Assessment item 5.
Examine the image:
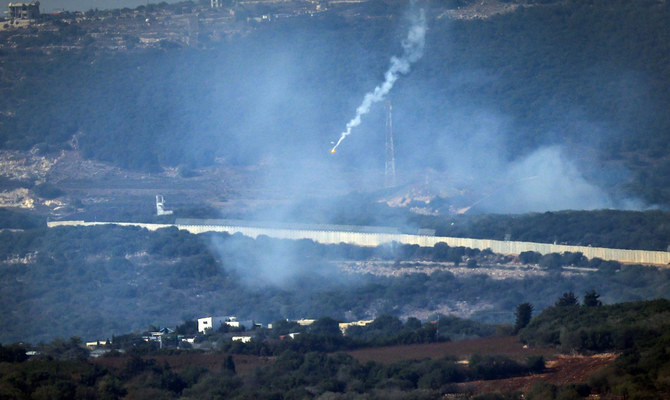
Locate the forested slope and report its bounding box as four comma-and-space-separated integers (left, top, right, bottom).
2, 224, 670, 344
0, 0, 669, 204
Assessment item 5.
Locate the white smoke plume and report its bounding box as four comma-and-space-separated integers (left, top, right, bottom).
331, 4, 426, 153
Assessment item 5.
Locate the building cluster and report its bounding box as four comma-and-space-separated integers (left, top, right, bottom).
83, 314, 375, 357
2, 1, 330, 50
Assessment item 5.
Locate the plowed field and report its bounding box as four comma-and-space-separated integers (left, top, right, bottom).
346, 335, 557, 364
458, 353, 618, 394
346, 335, 617, 394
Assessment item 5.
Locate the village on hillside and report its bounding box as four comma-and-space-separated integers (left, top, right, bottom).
83, 314, 377, 357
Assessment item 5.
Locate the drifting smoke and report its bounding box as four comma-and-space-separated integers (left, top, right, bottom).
331, 3, 426, 153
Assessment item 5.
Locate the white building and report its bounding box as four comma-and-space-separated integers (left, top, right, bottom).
198, 316, 229, 333
8, 1, 40, 19
197, 316, 257, 333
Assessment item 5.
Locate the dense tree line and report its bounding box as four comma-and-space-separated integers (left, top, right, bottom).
0, 208, 44, 229
413, 209, 670, 251
4, 295, 670, 398
2, 224, 670, 344
520, 298, 670, 353
0, 338, 544, 399
61, 195, 670, 252
518, 298, 670, 399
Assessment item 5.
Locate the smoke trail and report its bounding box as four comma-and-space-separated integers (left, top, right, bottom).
331, 4, 426, 153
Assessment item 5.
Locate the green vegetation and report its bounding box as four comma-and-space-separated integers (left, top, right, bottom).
67, 198, 670, 252
519, 298, 670, 399
1, 0, 670, 204
0, 315, 539, 400
520, 298, 670, 353
2, 224, 670, 344
0, 208, 44, 229
513, 303, 533, 334
208, 314, 496, 356
413, 209, 670, 251
0, 340, 544, 399
3, 296, 670, 398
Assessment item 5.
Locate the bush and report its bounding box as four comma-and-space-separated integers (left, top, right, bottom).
33, 182, 64, 199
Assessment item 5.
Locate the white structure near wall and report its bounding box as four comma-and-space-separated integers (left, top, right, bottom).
156, 195, 173, 216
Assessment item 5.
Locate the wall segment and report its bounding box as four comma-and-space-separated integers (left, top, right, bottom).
47, 220, 670, 265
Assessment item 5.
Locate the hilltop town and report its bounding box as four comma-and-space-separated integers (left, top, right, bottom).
0, 0, 525, 51
1, 0, 310, 50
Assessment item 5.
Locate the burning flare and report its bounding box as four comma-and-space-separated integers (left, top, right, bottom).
330, 3, 426, 153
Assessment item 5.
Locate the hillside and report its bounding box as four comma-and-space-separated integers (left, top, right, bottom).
2, 224, 670, 344
6, 298, 670, 398
0, 0, 669, 211
516, 298, 670, 398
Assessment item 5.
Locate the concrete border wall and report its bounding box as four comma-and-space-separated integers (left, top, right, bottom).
47, 220, 670, 265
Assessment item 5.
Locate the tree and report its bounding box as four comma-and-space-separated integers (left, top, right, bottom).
519, 251, 542, 264
309, 317, 342, 336
0, 343, 28, 362
539, 253, 563, 270
33, 182, 64, 199
583, 290, 602, 307
175, 319, 197, 335
222, 355, 236, 374
555, 291, 579, 307
514, 303, 534, 333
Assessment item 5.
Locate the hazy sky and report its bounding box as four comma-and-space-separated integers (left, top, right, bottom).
39, 0, 179, 12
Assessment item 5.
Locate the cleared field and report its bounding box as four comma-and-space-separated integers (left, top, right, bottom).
93, 352, 273, 376
345, 335, 557, 364
346, 336, 617, 394
92, 337, 618, 394
458, 353, 618, 394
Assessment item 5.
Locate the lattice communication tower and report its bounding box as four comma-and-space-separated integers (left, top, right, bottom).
385, 101, 397, 188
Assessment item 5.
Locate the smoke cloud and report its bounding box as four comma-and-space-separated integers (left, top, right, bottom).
490, 146, 615, 213
331, 3, 426, 153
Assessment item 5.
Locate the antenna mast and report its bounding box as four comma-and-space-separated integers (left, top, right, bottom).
385, 100, 397, 188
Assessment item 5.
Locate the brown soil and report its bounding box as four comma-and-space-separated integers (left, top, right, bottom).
457, 353, 618, 394
345, 335, 557, 364
346, 336, 618, 395
92, 337, 617, 394
92, 352, 272, 376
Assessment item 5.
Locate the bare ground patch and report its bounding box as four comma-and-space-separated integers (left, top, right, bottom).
345, 335, 557, 364
456, 353, 618, 394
